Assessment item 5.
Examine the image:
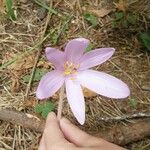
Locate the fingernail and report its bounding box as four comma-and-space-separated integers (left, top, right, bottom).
47, 112, 56, 120
45, 112, 57, 128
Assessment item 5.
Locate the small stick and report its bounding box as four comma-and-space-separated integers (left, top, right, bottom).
97, 112, 150, 122
0, 109, 150, 145
57, 85, 65, 120
141, 85, 150, 92
0, 109, 45, 133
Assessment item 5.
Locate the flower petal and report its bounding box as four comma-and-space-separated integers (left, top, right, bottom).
65, 38, 90, 63
36, 70, 65, 99
45, 47, 65, 70
77, 70, 130, 99
65, 79, 85, 125
79, 48, 115, 70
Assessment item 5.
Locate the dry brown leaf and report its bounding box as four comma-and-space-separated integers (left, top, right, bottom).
8, 52, 36, 71
3, 52, 14, 63
24, 97, 37, 107
114, 0, 129, 12
11, 77, 20, 92
89, 8, 112, 18
82, 87, 97, 98
7, 52, 51, 71
132, 36, 141, 50
37, 60, 52, 69
0, 0, 3, 8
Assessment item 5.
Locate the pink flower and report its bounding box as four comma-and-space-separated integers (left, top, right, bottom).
36, 38, 130, 125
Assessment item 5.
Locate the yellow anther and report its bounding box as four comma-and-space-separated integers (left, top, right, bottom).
64, 70, 72, 75
63, 61, 79, 75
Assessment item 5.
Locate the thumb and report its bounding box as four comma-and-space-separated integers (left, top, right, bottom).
43, 112, 65, 145
60, 118, 103, 147
41, 113, 77, 150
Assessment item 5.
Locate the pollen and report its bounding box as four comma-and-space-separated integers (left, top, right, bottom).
64, 61, 80, 75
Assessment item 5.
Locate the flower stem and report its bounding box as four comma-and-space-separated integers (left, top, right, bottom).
57, 85, 65, 120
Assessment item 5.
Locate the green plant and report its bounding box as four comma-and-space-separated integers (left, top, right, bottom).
112, 11, 138, 28
139, 32, 150, 52
128, 98, 137, 109
35, 101, 55, 118
85, 44, 94, 52
22, 68, 48, 83
5, 0, 17, 21
34, 0, 57, 15
84, 13, 98, 27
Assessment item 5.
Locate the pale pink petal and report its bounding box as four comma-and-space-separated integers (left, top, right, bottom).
65, 38, 90, 63
79, 48, 115, 70
45, 47, 65, 70
65, 79, 85, 125
77, 70, 130, 99
36, 70, 65, 99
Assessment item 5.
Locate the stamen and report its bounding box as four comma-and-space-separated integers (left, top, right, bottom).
63, 61, 79, 75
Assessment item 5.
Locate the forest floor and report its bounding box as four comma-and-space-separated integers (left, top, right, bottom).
0, 0, 150, 149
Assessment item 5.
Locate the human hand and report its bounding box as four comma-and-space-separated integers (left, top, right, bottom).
39, 112, 127, 150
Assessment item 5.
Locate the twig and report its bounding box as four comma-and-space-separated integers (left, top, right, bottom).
97, 112, 150, 122
0, 140, 12, 150
57, 85, 65, 120
25, 1, 53, 99
141, 85, 150, 92
0, 109, 45, 133
0, 109, 150, 145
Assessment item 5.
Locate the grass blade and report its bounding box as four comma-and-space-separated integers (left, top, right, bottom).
5, 0, 17, 21
34, 0, 57, 14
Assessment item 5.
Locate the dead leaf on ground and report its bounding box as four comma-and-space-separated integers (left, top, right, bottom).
4, 52, 51, 71
37, 60, 52, 69
89, 8, 112, 18
11, 77, 20, 92
132, 36, 141, 50
24, 97, 37, 107
114, 0, 129, 12
82, 87, 97, 98
0, 0, 3, 8
8, 52, 36, 71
